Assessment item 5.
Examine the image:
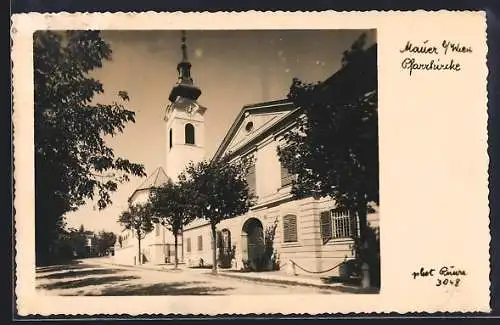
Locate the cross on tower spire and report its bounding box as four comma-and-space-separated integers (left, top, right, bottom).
181, 30, 188, 62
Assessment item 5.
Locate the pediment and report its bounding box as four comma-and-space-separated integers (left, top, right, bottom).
214, 100, 297, 159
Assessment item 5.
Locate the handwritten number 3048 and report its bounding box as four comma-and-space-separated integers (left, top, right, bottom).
436, 278, 460, 287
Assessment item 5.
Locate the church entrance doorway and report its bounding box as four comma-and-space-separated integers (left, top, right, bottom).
241, 218, 265, 269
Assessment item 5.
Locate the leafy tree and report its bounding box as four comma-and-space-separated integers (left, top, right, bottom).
149, 179, 196, 268
34, 30, 146, 265
118, 203, 154, 264
180, 156, 255, 274
277, 34, 378, 274
96, 230, 117, 255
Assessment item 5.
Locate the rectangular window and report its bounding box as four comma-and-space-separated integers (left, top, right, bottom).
186, 238, 191, 253
320, 209, 355, 244
197, 235, 203, 251
280, 163, 294, 187
246, 162, 256, 196
320, 211, 332, 244
283, 215, 298, 243
332, 210, 353, 239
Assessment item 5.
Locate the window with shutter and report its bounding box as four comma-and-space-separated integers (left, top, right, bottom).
222, 229, 231, 253
280, 163, 293, 187
320, 211, 332, 244
283, 215, 298, 243
186, 238, 191, 252
197, 235, 203, 251
246, 162, 256, 196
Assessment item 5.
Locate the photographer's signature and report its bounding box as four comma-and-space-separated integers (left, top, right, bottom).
411, 266, 467, 287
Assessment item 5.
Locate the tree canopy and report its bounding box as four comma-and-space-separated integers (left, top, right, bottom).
149, 179, 196, 267
118, 203, 155, 238
277, 33, 379, 276
278, 34, 378, 213
118, 203, 154, 264
34, 30, 146, 265
179, 156, 255, 273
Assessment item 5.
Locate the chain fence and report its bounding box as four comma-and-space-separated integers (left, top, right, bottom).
278, 259, 345, 274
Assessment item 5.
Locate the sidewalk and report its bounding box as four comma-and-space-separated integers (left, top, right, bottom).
99, 258, 379, 294
214, 269, 379, 294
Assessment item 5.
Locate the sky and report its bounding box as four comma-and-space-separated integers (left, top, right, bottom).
64, 29, 376, 234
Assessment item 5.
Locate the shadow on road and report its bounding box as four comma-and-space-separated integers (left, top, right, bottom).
36, 260, 89, 274
37, 275, 140, 291
37, 268, 125, 280
96, 281, 234, 296
328, 286, 380, 294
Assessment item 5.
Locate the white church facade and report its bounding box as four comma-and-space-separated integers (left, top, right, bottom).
114, 32, 379, 278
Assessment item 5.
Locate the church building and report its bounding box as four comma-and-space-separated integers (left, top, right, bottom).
114, 32, 379, 278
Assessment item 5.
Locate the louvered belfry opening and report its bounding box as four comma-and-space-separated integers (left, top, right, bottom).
185, 123, 195, 144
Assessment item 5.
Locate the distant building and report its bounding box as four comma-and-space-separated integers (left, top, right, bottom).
84, 234, 98, 257
114, 167, 179, 265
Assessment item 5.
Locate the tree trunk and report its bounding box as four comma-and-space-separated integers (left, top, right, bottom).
211, 223, 217, 275
357, 201, 368, 258
174, 230, 179, 269
357, 200, 370, 288
137, 230, 142, 265
181, 225, 184, 263
358, 202, 368, 245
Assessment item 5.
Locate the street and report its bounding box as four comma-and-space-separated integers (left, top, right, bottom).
36, 258, 340, 295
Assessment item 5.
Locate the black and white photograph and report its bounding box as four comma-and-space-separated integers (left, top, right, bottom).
33, 29, 380, 296
13, 11, 490, 315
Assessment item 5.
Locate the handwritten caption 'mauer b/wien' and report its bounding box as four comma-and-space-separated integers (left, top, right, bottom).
400, 40, 472, 76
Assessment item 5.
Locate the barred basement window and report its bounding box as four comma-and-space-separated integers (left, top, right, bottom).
320, 209, 355, 244
283, 214, 298, 243
332, 210, 353, 239
186, 238, 191, 252
197, 235, 203, 251
320, 211, 332, 244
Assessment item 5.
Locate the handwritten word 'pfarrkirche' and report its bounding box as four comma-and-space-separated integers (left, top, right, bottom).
399, 40, 472, 76
401, 57, 461, 76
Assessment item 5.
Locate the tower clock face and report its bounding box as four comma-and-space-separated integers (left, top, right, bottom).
186, 102, 199, 115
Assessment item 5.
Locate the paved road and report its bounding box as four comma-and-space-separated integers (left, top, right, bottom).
35, 258, 339, 296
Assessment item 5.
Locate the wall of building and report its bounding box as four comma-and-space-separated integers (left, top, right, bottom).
114, 219, 183, 265
181, 135, 380, 277
166, 109, 206, 181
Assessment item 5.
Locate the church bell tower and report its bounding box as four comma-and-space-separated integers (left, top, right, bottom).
165, 31, 207, 181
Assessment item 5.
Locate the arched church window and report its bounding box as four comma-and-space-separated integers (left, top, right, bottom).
169, 128, 173, 149
185, 123, 195, 144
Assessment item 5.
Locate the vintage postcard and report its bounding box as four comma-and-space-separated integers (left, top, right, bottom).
12, 11, 490, 316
